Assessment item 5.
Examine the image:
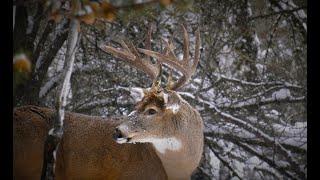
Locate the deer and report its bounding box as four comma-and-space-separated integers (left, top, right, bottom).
13, 25, 203, 180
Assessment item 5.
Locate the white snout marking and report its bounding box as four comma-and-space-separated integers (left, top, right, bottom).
115, 124, 130, 144
138, 137, 182, 154
166, 104, 180, 114
116, 138, 128, 144
118, 124, 129, 132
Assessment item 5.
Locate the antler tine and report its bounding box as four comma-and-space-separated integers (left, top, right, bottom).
145, 25, 163, 89
161, 37, 177, 59
181, 25, 189, 63
146, 25, 152, 56
100, 39, 159, 81
138, 25, 201, 90
171, 27, 200, 90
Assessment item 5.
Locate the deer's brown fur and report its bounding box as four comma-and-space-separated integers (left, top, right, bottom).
114, 89, 203, 180
14, 105, 167, 180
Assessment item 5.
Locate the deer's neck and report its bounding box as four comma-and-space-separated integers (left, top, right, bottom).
149, 136, 203, 180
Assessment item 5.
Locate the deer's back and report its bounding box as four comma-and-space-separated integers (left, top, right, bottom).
13, 105, 167, 180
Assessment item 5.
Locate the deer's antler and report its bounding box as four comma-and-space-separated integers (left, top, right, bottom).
101, 25, 200, 91
100, 25, 162, 87
138, 25, 200, 90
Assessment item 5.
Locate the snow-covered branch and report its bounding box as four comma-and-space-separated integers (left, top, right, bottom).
236, 141, 297, 180
39, 73, 63, 98
205, 138, 243, 180
198, 97, 306, 179
55, 18, 80, 128
73, 86, 143, 112
212, 73, 303, 89
218, 94, 305, 109
205, 130, 306, 154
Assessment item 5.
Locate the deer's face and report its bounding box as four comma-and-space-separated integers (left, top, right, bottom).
113, 89, 186, 149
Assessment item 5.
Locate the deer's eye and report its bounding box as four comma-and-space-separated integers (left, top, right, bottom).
145, 108, 157, 115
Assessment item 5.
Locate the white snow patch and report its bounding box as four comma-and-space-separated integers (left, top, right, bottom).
77, 5, 93, 16
130, 87, 145, 102
193, 78, 202, 84
208, 149, 221, 177
253, 33, 261, 46
133, 26, 139, 33
255, 63, 265, 73
246, 156, 260, 169
295, 122, 307, 128
284, 48, 293, 56
280, 20, 288, 28
48, 128, 54, 135
270, 109, 280, 116
247, 116, 258, 122
272, 88, 291, 100
222, 45, 229, 53
128, 110, 137, 117
84, 5, 93, 13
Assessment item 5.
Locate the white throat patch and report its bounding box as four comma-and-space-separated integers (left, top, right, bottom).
138, 137, 182, 154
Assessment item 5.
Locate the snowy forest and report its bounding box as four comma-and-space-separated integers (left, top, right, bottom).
13, 0, 307, 179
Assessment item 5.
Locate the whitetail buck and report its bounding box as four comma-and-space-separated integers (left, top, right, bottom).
13, 25, 203, 180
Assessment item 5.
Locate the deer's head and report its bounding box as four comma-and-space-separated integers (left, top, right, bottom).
102, 25, 202, 155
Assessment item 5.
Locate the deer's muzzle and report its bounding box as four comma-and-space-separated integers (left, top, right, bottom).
113, 125, 132, 144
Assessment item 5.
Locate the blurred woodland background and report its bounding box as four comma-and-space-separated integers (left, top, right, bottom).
13, 0, 307, 179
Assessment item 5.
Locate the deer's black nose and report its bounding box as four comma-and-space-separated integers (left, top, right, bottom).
113, 128, 123, 140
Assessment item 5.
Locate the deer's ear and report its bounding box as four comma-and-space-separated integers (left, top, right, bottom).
163, 92, 168, 104
164, 92, 181, 114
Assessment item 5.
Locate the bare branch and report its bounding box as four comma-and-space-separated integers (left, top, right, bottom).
196, 97, 306, 179
212, 73, 303, 89
205, 138, 244, 180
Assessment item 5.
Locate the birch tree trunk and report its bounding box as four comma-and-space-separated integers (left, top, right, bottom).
41, 1, 80, 178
